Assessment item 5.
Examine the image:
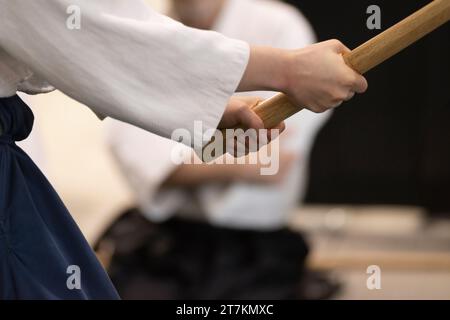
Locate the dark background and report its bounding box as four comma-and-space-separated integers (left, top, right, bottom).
284, 0, 450, 213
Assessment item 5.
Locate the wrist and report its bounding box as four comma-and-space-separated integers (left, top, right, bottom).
239, 46, 291, 93
271, 48, 292, 94
279, 49, 302, 98
259, 47, 291, 93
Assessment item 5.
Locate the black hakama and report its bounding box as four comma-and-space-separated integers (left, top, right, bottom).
0, 95, 119, 299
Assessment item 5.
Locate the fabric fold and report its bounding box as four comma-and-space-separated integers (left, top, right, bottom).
0, 96, 119, 300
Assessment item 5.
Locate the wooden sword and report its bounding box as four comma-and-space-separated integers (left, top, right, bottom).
203, 0, 450, 161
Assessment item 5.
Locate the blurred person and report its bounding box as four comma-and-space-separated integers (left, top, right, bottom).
104, 0, 338, 299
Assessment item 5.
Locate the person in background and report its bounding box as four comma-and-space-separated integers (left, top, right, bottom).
104, 0, 339, 299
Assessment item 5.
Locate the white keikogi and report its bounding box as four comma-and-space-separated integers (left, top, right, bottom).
107, 0, 331, 230
0, 0, 249, 143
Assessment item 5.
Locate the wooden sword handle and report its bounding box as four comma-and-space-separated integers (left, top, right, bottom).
204, 0, 450, 161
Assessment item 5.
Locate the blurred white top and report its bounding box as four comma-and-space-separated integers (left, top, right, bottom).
107, 0, 331, 230
0, 0, 249, 145
15, 93, 48, 171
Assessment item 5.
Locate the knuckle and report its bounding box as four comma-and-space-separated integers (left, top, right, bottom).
237, 105, 249, 115
330, 90, 346, 101
361, 78, 369, 91
338, 92, 349, 101
329, 39, 339, 45
311, 105, 325, 113
344, 75, 357, 87
329, 39, 342, 48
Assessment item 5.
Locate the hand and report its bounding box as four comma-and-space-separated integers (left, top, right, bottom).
219, 96, 285, 131
238, 42, 368, 114
284, 40, 368, 113
218, 96, 285, 157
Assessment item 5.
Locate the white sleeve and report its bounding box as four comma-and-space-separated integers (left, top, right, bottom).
0, 0, 249, 145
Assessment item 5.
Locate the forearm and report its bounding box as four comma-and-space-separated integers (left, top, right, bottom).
163, 163, 261, 187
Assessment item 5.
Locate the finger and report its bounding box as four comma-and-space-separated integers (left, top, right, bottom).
330, 39, 351, 54
351, 73, 368, 93
340, 44, 351, 55
345, 91, 355, 101
240, 96, 262, 110
227, 136, 247, 158
267, 123, 285, 142
245, 129, 259, 153
331, 101, 344, 108
273, 121, 286, 133
236, 138, 248, 157
237, 106, 265, 130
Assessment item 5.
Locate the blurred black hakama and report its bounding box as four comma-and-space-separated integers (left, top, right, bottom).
0, 95, 119, 299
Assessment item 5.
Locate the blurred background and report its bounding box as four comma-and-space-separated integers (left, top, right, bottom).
19, 0, 450, 299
